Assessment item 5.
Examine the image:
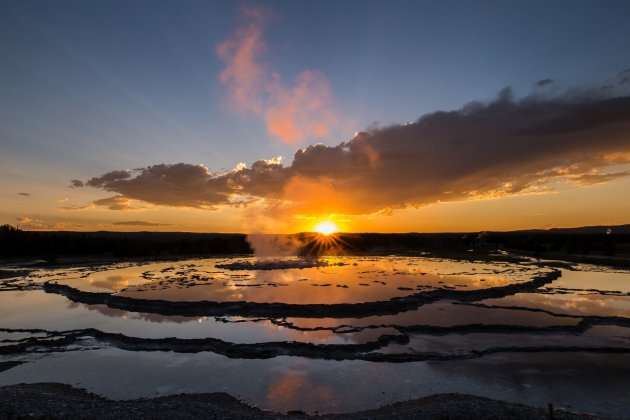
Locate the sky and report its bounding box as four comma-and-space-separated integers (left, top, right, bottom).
1, 0, 630, 233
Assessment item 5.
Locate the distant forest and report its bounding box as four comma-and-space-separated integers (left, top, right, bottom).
0, 225, 251, 260
1, 224, 629, 261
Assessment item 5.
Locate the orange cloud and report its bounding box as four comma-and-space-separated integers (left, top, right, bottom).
264, 70, 338, 144
93, 195, 145, 211
216, 5, 267, 114
59, 204, 95, 211
216, 6, 341, 144
278, 175, 354, 216
266, 372, 332, 410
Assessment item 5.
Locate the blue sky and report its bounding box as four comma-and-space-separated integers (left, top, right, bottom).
2, 1, 630, 232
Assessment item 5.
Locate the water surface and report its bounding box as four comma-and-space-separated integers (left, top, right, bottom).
1, 256, 629, 417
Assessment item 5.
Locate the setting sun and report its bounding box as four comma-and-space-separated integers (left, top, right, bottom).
313, 220, 338, 235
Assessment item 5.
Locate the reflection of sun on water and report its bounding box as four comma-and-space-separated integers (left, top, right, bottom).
313, 220, 338, 235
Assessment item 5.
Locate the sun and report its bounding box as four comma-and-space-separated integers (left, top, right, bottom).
313, 220, 338, 236
303, 220, 348, 255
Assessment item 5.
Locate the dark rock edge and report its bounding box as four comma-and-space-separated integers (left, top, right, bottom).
42, 270, 561, 318
0, 383, 607, 419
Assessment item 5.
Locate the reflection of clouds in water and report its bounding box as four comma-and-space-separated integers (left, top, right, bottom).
67, 302, 128, 319
467, 275, 509, 287
72, 257, 550, 305
266, 370, 332, 411
550, 269, 630, 293
69, 301, 203, 324
8, 259, 630, 417
487, 293, 630, 317
285, 302, 581, 330
424, 351, 630, 416
66, 301, 392, 345
88, 275, 131, 291
256, 270, 300, 284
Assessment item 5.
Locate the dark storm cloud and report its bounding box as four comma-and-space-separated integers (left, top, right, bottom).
69, 179, 84, 188
535, 78, 554, 87
80, 91, 630, 216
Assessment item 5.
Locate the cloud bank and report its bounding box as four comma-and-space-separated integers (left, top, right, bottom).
78, 91, 630, 217
216, 5, 340, 144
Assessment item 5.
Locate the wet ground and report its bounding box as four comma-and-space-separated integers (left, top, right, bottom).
1, 256, 629, 417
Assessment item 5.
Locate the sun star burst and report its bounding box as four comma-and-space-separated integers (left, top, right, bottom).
313, 220, 338, 236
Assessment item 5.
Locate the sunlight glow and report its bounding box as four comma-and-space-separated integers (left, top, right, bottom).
313, 220, 338, 235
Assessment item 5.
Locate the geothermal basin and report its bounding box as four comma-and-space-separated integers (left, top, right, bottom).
1, 255, 629, 417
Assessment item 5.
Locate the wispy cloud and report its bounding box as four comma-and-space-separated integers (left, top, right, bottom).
15, 217, 48, 230
59, 204, 95, 211
534, 78, 554, 87
76, 90, 630, 217
17, 192, 31, 196
111, 221, 171, 227
15, 216, 82, 231
618, 68, 630, 86
93, 195, 145, 211
216, 5, 342, 144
